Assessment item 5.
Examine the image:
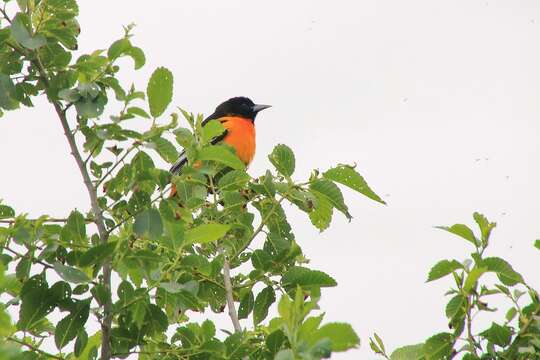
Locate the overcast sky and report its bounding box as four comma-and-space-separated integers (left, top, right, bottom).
2, 1, 540, 358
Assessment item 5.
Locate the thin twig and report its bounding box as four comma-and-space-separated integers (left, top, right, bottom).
95, 143, 139, 188
232, 194, 288, 260
7, 337, 64, 360
0, 217, 93, 224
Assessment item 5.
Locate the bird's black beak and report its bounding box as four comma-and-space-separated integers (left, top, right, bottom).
252, 104, 271, 113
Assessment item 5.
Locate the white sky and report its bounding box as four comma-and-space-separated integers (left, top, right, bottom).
2, 1, 540, 358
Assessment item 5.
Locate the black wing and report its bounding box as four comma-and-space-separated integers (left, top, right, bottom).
169, 112, 228, 175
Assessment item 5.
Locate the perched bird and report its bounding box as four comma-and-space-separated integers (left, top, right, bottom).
169, 97, 271, 194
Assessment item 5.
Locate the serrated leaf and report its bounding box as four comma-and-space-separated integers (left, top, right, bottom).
152, 137, 179, 163
147, 67, 173, 118
436, 224, 478, 246
309, 191, 333, 231
269, 144, 295, 177
309, 322, 360, 352
253, 286, 275, 325
184, 223, 230, 245
53, 262, 90, 284
310, 179, 351, 219
281, 267, 337, 290
133, 208, 163, 238
479, 322, 512, 347
427, 259, 462, 282
473, 212, 495, 244
323, 165, 385, 204
482, 257, 523, 286
198, 145, 246, 170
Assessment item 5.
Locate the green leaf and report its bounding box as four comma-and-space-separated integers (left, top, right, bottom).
253, 286, 275, 325
427, 259, 462, 282
275, 349, 294, 360
184, 223, 230, 245
445, 294, 466, 319
107, 38, 131, 60
309, 191, 333, 231
126, 106, 150, 119
125, 46, 146, 69
79, 242, 117, 267
463, 266, 487, 293
310, 179, 351, 219
309, 323, 360, 352
10, 14, 46, 49
422, 333, 453, 360
479, 322, 512, 347
17, 275, 54, 330
435, 224, 478, 246
74, 329, 88, 357
147, 67, 173, 118
390, 344, 425, 360
0, 205, 15, 219
74, 331, 101, 360
473, 212, 495, 244
238, 290, 254, 319
482, 257, 523, 286
151, 137, 179, 163
201, 120, 226, 145
53, 262, 90, 284
323, 164, 385, 204
281, 267, 337, 290
269, 144, 295, 177
251, 249, 272, 271
198, 145, 246, 170
133, 208, 163, 238
218, 170, 251, 191
535, 239, 540, 250
0, 74, 19, 110
55, 300, 90, 349
75, 95, 106, 118
61, 210, 87, 245
15, 257, 31, 280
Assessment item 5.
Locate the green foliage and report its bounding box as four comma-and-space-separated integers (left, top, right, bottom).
372, 213, 540, 359
0, 3, 382, 359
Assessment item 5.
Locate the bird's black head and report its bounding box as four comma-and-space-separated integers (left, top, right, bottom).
211, 97, 271, 121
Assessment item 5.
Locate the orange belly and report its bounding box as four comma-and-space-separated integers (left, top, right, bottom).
220, 116, 256, 166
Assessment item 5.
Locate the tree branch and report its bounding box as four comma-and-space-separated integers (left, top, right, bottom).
221, 248, 242, 333
32, 57, 113, 360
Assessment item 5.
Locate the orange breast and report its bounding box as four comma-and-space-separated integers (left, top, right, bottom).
220, 116, 256, 166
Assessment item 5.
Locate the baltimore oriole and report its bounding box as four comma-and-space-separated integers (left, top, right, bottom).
169, 97, 271, 196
